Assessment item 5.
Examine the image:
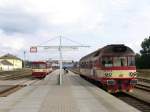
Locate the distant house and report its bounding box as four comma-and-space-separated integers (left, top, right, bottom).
0, 54, 22, 70
0, 60, 14, 71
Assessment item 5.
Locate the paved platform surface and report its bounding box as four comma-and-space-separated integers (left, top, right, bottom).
0, 70, 140, 112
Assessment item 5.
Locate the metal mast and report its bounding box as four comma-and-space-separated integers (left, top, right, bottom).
23, 51, 26, 69
30, 35, 89, 85
59, 36, 63, 85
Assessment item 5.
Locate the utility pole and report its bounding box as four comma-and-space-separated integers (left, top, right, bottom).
30, 36, 89, 85
59, 36, 63, 85
23, 51, 26, 69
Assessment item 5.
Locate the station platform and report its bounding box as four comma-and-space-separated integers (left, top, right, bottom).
0, 70, 140, 112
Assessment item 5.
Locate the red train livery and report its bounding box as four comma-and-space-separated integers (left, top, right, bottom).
32, 61, 52, 78
79, 44, 137, 93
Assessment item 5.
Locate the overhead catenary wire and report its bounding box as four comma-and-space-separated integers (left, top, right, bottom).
62, 36, 86, 46
36, 36, 59, 46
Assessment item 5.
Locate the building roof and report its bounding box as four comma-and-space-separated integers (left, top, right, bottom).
32, 61, 47, 64
0, 54, 22, 60
0, 60, 13, 66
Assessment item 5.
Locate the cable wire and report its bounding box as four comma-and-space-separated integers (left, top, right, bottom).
62, 36, 86, 46
37, 36, 59, 46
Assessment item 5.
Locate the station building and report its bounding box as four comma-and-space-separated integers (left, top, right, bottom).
0, 54, 22, 71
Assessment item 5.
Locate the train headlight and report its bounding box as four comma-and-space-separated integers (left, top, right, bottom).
104, 72, 112, 77
129, 72, 133, 77
134, 72, 137, 77
129, 72, 137, 77
130, 79, 138, 85
107, 80, 116, 85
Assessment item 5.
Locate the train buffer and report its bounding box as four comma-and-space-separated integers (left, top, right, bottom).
0, 70, 140, 112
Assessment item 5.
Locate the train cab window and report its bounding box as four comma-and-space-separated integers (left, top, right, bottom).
114, 57, 127, 66
128, 57, 135, 66
102, 57, 113, 67
39, 64, 47, 69
32, 64, 46, 69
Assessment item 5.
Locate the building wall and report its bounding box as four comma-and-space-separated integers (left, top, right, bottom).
0, 64, 13, 71
0, 59, 22, 69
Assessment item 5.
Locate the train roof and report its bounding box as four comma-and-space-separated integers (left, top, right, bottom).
80, 44, 135, 61
32, 61, 47, 64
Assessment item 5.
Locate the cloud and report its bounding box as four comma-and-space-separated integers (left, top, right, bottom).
0, 0, 105, 35
0, 29, 26, 50
0, 5, 45, 34
0, 0, 150, 60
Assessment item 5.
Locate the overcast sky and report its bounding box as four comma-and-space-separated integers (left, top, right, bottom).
0, 0, 150, 61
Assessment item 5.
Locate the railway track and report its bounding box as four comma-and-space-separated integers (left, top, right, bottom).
71, 71, 150, 112
114, 93, 150, 112
0, 79, 39, 97
136, 83, 150, 92
0, 69, 32, 80
0, 85, 24, 97
137, 77, 150, 83
0, 69, 42, 97
136, 77, 150, 92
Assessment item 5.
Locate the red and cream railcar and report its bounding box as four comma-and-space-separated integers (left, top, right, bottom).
79, 44, 137, 93
32, 61, 52, 78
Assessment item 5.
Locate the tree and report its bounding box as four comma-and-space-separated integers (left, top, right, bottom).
136, 36, 150, 68
140, 36, 150, 55
135, 53, 141, 68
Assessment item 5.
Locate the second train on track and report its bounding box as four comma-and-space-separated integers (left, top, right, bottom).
32, 61, 52, 78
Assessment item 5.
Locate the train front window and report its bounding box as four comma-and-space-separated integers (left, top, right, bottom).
102, 57, 113, 67
128, 57, 135, 66
113, 57, 127, 66
32, 64, 46, 69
